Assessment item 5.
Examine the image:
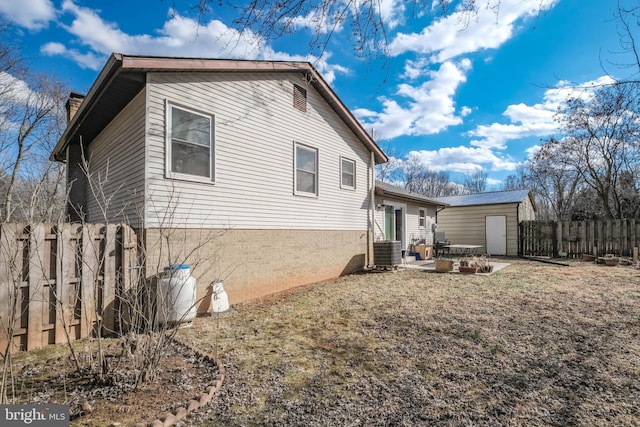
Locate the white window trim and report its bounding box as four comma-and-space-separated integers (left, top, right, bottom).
340, 156, 356, 190
419, 208, 426, 228
294, 142, 318, 197
165, 101, 215, 184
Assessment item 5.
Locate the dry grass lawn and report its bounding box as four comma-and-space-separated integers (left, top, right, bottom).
178, 258, 640, 426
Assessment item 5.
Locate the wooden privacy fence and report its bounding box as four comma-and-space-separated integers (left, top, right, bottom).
520, 219, 640, 258
0, 223, 138, 353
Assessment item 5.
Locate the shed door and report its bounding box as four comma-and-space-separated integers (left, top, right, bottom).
486, 215, 507, 255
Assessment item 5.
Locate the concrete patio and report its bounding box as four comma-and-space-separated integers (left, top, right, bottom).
400, 257, 511, 274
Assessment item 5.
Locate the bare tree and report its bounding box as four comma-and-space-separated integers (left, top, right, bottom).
0, 21, 68, 222
188, 0, 547, 59
375, 142, 404, 183
403, 156, 456, 197
527, 145, 582, 220
611, 1, 640, 80
536, 82, 640, 219
0, 73, 67, 222
502, 165, 529, 191
462, 169, 487, 194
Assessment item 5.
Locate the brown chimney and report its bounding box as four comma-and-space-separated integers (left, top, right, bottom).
65, 92, 85, 123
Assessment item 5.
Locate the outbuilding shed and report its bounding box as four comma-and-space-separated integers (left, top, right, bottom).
433, 189, 536, 256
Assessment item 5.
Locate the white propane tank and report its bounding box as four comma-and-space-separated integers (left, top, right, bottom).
157, 264, 197, 324
211, 279, 229, 313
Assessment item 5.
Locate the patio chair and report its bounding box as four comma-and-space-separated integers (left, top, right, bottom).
434, 231, 450, 257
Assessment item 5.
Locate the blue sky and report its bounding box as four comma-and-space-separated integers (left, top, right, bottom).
0, 0, 633, 188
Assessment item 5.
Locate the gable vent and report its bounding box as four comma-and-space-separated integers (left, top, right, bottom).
293, 84, 307, 112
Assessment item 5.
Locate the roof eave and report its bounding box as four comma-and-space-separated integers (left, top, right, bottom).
304, 66, 387, 164
51, 54, 389, 164
375, 187, 448, 208
50, 53, 124, 162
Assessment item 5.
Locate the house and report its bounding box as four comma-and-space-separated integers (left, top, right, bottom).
433, 189, 536, 256
50, 54, 388, 308
374, 180, 447, 257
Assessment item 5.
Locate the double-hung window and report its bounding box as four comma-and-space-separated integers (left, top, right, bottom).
295, 143, 318, 196
167, 104, 213, 181
340, 157, 355, 190
419, 208, 426, 228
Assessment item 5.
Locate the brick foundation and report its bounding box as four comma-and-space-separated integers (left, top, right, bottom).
143, 228, 368, 309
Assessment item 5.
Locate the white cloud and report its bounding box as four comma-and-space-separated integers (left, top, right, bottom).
40, 1, 347, 84
405, 145, 518, 175
355, 59, 471, 140
525, 144, 542, 158
41, 42, 104, 70
460, 106, 472, 116
375, 0, 406, 30
290, 9, 345, 34
468, 75, 618, 149
289, 0, 406, 32
388, 0, 559, 62
0, 72, 34, 104
53, 1, 266, 63
0, 0, 55, 30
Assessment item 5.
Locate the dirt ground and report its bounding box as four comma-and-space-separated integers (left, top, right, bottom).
8, 336, 219, 426
8, 258, 640, 426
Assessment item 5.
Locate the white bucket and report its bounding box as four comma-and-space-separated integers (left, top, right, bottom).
211, 279, 229, 313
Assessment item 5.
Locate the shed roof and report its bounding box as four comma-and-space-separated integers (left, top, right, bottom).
375, 181, 448, 207
51, 54, 388, 164
433, 189, 534, 208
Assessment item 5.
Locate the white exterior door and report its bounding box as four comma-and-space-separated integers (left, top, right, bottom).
486, 215, 507, 255
383, 204, 405, 247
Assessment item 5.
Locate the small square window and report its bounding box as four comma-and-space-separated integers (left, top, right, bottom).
293, 84, 307, 112
340, 157, 355, 189
295, 143, 317, 196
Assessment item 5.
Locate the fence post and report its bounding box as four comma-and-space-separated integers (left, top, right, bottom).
26, 225, 45, 351
54, 224, 74, 345
551, 221, 558, 258
0, 224, 20, 352
80, 224, 97, 339
117, 225, 138, 333
518, 222, 522, 256
102, 225, 117, 336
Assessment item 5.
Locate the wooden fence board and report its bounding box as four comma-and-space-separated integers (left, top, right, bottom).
27, 225, 45, 351
0, 224, 22, 352
103, 225, 117, 336
520, 218, 640, 258
55, 224, 74, 345
0, 223, 138, 353
80, 224, 98, 339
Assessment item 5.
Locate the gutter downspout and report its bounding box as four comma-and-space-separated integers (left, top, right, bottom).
369, 150, 375, 268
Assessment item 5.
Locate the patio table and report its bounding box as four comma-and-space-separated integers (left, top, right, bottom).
443, 244, 483, 256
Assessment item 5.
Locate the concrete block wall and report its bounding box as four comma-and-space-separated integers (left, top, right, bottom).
143, 228, 368, 311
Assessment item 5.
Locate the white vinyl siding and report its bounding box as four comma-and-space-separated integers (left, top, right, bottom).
437, 203, 520, 256
406, 205, 435, 245
340, 157, 355, 190
145, 72, 372, 230
86, 89, 146, 228
373, 200, 436, 246
518, 195, 536, 221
